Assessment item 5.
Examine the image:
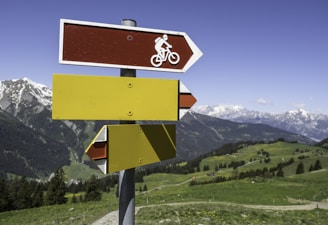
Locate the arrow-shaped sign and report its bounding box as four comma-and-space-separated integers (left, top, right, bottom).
52, 74, 196, 121
85, 124, 176, 173
179, 82, 197, 119
59, 19, 202, 72
84, 125, 108, 174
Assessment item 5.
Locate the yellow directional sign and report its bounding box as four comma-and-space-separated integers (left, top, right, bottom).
85, 124, 176, 173
52, 74, 179, 121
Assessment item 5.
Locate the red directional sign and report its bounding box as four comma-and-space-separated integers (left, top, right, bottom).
59, 19, 202, 72
179, 82, 197, 119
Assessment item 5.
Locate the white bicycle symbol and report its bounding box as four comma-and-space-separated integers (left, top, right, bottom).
150, 47, 180, 67
150, 34, 180, 67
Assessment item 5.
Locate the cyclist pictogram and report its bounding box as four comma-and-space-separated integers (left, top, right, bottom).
150, 34, 180, 67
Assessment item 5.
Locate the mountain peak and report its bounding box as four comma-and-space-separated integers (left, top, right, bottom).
194, 104, 244, 113
193, 104, 252, 120
0, 78, 52, 115
286, 108, 310, 118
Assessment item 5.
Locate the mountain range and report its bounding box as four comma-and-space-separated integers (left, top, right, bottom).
0, 78, 322, 179
192, 105, 328, 142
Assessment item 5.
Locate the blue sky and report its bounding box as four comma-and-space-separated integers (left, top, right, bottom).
1, 0, 327, 114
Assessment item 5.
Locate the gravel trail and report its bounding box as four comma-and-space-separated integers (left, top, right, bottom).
92, 200, 328, 225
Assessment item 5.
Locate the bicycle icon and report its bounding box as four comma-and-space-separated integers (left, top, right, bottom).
150, 34, 180, 67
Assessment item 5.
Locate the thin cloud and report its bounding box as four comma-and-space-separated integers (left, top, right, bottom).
256, 98, 271, 105
291, 102, 306, 109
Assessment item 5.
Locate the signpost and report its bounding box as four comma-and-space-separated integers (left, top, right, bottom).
54, 18, 202, 225
118, 19, 137, 225
59, 19, 202, 72
85, 124, 176, 173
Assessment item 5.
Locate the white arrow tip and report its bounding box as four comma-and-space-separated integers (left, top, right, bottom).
179, 82, 190, 93
95, 125, 107, 142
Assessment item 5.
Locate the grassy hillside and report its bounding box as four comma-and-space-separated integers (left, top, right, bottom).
199, 141, 327, 177
136, 170, 328, 205
1, 141, 328, 224
62, 161, 105, 181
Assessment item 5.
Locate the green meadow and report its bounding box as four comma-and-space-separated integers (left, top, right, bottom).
0, 192, 118, 225
136, 203, 327, 225
1, 141, 328, 224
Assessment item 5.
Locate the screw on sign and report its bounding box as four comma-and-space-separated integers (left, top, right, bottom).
59, 19, 202, 72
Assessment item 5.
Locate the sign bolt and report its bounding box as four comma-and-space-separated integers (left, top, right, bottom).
127, 35, 133, 41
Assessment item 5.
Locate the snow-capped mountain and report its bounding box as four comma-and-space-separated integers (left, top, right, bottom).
192, 105, 328, 141
0, 78, 51, 116
0, 78, 71, 178
0, 78, 87, 162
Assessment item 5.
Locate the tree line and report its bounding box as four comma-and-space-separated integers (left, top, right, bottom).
0, 168, 118, 213
190, 158, 323, 186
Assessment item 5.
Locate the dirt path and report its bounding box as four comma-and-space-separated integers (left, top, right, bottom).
92, 210, 119, 225
92, 200, 328, 225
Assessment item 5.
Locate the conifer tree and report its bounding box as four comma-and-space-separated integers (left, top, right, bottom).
46, 168, 67, 205
0, 178, 10, 212
85, 175, 102, 201
314, 159, 322, 170
16, 177, 32, 209
71, 194, 78, 203
32, 183, 44, 207
296, 162, 305, 174
8, 177, 19, 210
276, 167, 284, 177
79, 194, 84, 203
8, 177, 32, 210
309, 164, 314, 172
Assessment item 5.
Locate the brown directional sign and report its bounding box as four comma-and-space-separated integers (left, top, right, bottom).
59, 19, 202, 72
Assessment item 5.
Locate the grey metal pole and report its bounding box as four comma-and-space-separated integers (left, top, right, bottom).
119, 18, 137, 225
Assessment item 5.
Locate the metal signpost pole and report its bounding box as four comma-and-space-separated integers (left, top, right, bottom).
119, 18, 136, 225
